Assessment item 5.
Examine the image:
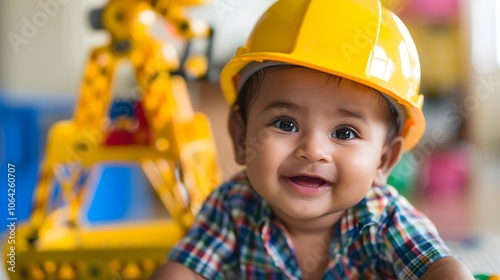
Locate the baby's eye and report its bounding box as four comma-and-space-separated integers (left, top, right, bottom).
331, 127, 357, 140
272, 118, 298, 132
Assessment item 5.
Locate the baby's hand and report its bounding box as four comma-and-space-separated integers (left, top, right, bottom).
420, 257, 474, 280
149, 262, 206, 280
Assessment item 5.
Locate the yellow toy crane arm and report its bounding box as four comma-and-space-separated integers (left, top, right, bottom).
153, 0, 212, 39
55, 0, 218, 228
152, 0, 215, 79
23, 0, 219, 252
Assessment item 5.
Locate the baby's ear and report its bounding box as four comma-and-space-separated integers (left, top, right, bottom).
373, 137, 404, 186
228, 109, 246, 165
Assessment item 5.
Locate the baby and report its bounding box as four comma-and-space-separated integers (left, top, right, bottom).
150, 0, 474, 279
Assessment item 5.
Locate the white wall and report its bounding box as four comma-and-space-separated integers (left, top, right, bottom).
0, 0, 108, 100
0, 0, 275, 101
468, 0, 500, 153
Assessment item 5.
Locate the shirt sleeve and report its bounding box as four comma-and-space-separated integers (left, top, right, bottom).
380, 194, 455, 279
168, 185, 237, 280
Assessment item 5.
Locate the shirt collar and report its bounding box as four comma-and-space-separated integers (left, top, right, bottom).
333, 186, 387, 253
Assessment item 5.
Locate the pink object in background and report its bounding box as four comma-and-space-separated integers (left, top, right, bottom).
415, 143, 474, 239
420, 143, 471, 197
400, 0, 459, 21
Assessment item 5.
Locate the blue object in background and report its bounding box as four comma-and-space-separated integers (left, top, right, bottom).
1, 100, 44, 238
0, 95, 78, 237
85, 163, 163, 225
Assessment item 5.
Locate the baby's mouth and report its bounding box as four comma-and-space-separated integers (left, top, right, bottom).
288, 176, 328, 188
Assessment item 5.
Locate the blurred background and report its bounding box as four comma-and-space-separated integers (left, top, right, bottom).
1, 0, 499, 278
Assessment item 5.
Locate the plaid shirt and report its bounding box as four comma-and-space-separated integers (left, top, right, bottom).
168, 171, 453, 279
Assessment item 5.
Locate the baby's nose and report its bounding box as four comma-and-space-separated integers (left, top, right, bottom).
293, 132, 333, 163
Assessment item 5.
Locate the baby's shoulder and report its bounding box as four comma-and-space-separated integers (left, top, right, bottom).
215, 173, 254, 199
211, 172, 264, 217
361, 185, 419, 224
364, 185, 404, 210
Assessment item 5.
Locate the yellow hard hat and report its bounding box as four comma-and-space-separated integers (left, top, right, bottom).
220, 0, 425, 151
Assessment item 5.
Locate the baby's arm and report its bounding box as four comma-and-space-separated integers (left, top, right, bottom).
420, 257, 474, 279
375, 187, 474, 278
148, 262, 206, 280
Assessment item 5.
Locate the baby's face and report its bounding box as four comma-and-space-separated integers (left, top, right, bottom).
242, 67, 396, 222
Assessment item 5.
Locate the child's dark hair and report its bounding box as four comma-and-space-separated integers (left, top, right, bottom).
233, 65, 400, 144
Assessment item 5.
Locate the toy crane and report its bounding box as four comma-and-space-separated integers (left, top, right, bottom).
3, 0, 219, 279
